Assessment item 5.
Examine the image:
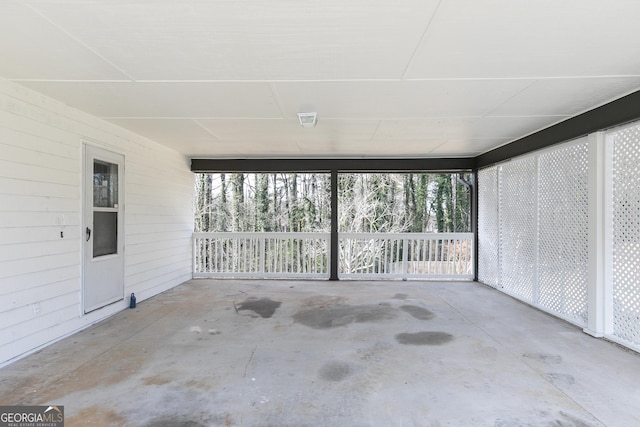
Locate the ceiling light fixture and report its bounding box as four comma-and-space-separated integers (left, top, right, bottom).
297, 112, 318, 128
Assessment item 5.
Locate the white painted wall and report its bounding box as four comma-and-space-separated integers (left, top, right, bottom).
0, 77, 194, 366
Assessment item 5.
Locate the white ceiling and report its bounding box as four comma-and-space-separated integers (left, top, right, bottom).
3, 0, 640, 158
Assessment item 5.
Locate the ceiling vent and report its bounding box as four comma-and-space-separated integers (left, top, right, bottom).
297, 112, 318, 128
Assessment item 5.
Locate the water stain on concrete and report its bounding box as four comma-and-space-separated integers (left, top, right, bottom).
142, 418, 206, 427
496, 411, 599, 427
392, 293, 409, 300
293, 304, 396, 329
494, 418, 531, 427
522, 352, 563, 364
13, 344, 148, 405
556, 410, 599, 427
300, 295, 347, 308
237, 297, 282, 318
545, 373, 576, 387
395, 331, 454, 346
142, 375, 171, 386
67, 406, 127, 427
319, 361, 353, 382
400, 305, 435, 320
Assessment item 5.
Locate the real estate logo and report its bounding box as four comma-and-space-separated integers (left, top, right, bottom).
0, 406, 64, 427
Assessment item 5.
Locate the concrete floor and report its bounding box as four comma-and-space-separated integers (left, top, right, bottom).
1, 280, 639, 427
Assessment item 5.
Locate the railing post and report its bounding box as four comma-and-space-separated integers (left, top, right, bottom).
192, 235, 197, 278
327, 235, 332, 279
260, 236, 265, 274
402, 237, 408, 280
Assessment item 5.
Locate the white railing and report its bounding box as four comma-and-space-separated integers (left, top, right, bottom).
193, 232, 474, 280
339, 232, 474, 279
193, 232, 330, 278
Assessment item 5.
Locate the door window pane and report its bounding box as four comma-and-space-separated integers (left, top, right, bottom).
93, 212, 117, 257
94, 160, 118, 208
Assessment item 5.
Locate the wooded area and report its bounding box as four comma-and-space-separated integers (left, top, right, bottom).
194, 173, 472, 233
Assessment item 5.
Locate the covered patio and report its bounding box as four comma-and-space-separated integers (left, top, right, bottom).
1, 279, 639, 426
2, 1, 640, 426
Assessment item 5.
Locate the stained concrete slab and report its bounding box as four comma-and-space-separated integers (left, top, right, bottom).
1, 280, 639, 426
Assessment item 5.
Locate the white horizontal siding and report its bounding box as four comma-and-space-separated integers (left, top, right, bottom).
0, 110, 80, 147
0, 176, 79, 199
125, 222, 192, 235
0, 158, 78, 185
0, 77, 193, 366
0, 274, 78, 312
125, 192, 193, 208
1, 142, 78, 172
0, 226, 82, 245
127, 230, 191, 245
0, 124, 78, 156
129, 268, 192, 302
0, 252, 79, 280
0, 291, 78, 334
127, 245, 192, 267
0, 194, 78, 212
0, 239, 80, 262
126, 249, 190, 276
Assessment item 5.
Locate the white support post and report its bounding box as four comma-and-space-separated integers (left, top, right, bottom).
584, 132, 613, 337
259, 237, 265, 274
402, 238, 409, 280
602, 133, 615, 336
192, 237, 197, 277
327, 236, 332, 279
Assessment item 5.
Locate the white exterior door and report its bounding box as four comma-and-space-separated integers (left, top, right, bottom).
83, 145, 125, 313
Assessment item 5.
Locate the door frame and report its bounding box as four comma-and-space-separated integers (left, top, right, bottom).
82, 143, 125, 314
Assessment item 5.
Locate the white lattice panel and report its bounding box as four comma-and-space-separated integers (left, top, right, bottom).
499, 157, 537, 302
537, 141, 589, 326
478, 166, 500, 288
612, 124, 640, 346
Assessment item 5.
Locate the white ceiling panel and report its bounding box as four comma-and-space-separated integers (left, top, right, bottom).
405, 0, 640, 79
292, 139, 447, 157
0, 2, 127, 80
106, 119, 218, 148
273, 80, 534, 119
2, 1, 640, 158
488, 77, 640, 117
228, 0, 439, 80
25, 1, 255, 81
197, 119, 381, 141
18, 82, 283, 118
28, 0, 440, 80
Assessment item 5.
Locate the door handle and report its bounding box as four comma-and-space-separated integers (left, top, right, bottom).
86, 227, 91, 241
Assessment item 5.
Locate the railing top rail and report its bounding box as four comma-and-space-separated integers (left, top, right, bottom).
338, 232, 474, 239
193, 231, 331, 239
194, 231, 473, 239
